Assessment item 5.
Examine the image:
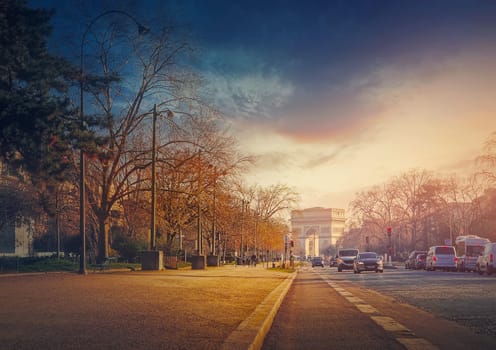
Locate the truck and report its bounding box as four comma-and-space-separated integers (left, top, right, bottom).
454, 235, 490, 272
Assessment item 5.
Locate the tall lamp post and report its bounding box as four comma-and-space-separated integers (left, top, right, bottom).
150, 104, 157, 251
79, 10, 149, 274
149, 105, 173, 250
191, 149, 206, 269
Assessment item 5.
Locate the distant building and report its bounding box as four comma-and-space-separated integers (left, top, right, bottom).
290, 207, 345, 258
0, 217, 33, 257
0, 160, 34, 257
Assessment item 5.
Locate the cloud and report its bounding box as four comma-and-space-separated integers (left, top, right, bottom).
301, 145, 350, 169
199, 48, 294, 120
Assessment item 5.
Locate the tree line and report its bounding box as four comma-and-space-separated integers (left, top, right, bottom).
0, 1, 299, 262
344, 133, 496, 257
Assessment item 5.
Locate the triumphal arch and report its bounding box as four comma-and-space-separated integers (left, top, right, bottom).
290, 207, 345, 258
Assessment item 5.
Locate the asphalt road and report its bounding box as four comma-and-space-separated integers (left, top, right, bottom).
262, 267, 404, 350
326, 265, 496, 337
262, 266, 496, 350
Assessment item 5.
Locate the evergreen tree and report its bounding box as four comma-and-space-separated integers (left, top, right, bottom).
0, 0, 76, 182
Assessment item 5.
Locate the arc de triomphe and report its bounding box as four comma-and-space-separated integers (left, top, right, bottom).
290, 207, 345, 258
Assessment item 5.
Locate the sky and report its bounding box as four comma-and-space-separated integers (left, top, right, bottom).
31, 0, 496, 212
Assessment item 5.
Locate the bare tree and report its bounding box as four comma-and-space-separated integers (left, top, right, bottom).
477, 132, 496, 186
81, 20, 198, 262
252, 184, 299, 221
350, 183, 397, 247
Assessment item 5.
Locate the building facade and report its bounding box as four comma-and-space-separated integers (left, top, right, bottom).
290, 207, 345, 258
0, 161, 34, 257
0, 217, 33, 257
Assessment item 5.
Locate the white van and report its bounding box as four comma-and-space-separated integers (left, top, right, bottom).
476, 242, 496, 275
454, 235, 490, 272
426, 245, 457, 271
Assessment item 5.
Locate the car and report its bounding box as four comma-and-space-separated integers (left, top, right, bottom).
311, 256, 324, 267
336, 248, 359, 272
353, 252, 384, 273
476, 242, 496, 275
425, 245, 457, 271
414, 253, 426, 270
405, 250, 427, 269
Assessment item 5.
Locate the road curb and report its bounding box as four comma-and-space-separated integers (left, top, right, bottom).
220, 271, 297, 350
0, 271, 68, 278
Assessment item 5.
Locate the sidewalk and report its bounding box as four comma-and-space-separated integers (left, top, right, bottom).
0, 264, 295, 350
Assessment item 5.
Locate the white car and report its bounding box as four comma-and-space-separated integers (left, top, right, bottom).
476, 242, 496, 275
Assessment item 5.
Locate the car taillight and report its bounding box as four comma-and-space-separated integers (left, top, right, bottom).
432, 256, 437, 262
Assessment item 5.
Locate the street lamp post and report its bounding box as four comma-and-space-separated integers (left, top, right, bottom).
142, 105, 176, 270
240, 199, 248, 263
147, 105, 174, 249
206, 166, 223, 267
191, 149, 206, 269
197, 149, 202, 255
150, 104, 157, 251
79, 10, 149, 274
211, 167, 217, 256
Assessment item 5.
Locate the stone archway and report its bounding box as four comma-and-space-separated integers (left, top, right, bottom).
305, 226, 320, 257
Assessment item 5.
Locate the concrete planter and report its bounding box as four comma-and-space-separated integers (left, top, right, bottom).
141, 250, 163, 271
206, 255, 219, 267
191, 255, 206, 270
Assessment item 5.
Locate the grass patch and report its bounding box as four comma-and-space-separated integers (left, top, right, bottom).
267, 267, 296, 273
17, 258, 78, 273
89, 262, 141, 271
0, 257, 143, 274
177, 261, 192, 269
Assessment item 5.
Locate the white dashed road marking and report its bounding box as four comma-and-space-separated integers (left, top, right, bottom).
345, 296, 365, 304
318, 271, 439, 350
396, 338, 439, 350
355, 304, 379, 314
371, 316, 410, 332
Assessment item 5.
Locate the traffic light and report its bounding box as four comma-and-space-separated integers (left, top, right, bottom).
290, 240, 294, 247
387, 227, 392, 237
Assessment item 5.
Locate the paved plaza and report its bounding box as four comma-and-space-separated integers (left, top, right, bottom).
0, 265, 294, 350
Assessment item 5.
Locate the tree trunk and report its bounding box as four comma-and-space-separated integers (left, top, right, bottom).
97, 216, 108, 263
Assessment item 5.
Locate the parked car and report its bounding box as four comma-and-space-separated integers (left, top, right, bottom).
425, 245, 457, 271
336, 248, 359, 272
414, 253, 426, 270
311, 256, 324, 268
476, 242, 496, 275
405, 250, 427, 269
353, 252, 384, 273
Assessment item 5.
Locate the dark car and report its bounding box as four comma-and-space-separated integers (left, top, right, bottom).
311, 256, 324, 267
405, 250, 427, 269
353, 252, 384, 273
414, 253, 426, 270
336, 248, 359, 272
